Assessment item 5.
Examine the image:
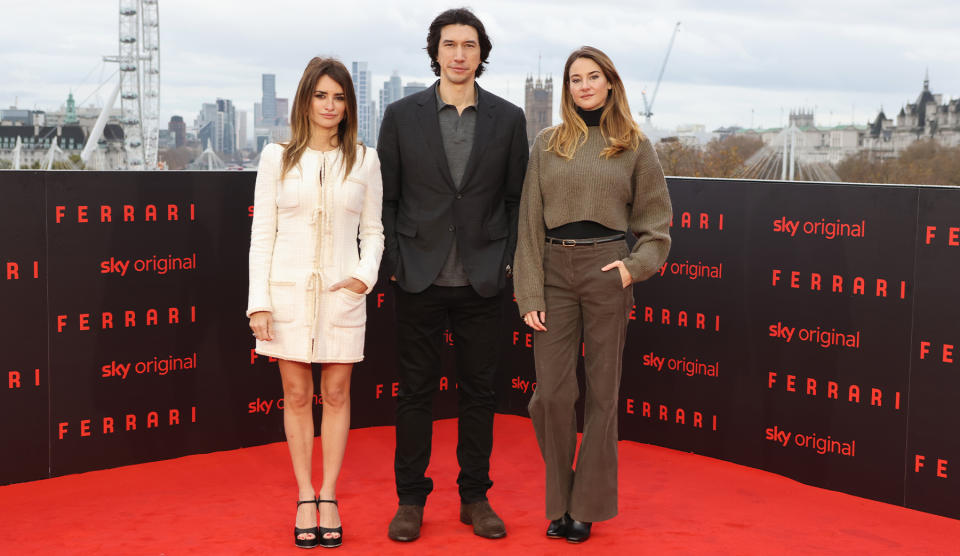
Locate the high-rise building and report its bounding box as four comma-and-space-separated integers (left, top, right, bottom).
525, 75, 553, 145
216, 98, 237, 154
197, 100, 237, 153
351, 61, 376, 146
168, 115, 186, 148
237, 110, 247, 150
403, 82, 428, 98
254, 102, 262, 128
379, 71, 403, 121
262, 74, 277, 126
275, 98, 289, 125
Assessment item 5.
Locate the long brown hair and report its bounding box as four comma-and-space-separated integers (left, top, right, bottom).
546, 46, 643, 160
281, 57, 364, 179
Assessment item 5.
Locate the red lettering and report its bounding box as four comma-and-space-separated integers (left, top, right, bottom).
55, 205, 65, 223
126, 414, 137, 431
80, 419, 91, 437
103, 417, 114, 434
167, 204, 178, 221
123, 205, 134, 221
832, 275, 843, 293
853, 277, 865, 295
146, 309, 158, 326
827, 381, 839, 400
100, 205, 112, 222
145, 205, 157, 221
876, 279, 887, 298
848, 385, 860, 403
147, 411, 159, 428
77, 205, 88, 223
6, 262, 18, 280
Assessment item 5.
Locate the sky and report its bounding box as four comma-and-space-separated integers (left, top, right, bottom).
2, 0, 959, 135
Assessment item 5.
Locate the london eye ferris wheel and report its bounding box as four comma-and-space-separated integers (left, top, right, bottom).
82, 0, 160, 169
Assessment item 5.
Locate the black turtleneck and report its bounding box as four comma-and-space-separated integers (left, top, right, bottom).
546, 104, 623, 240
576, 105, 603, 127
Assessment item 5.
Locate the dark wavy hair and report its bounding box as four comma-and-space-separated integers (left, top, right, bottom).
425, 8, 492, 78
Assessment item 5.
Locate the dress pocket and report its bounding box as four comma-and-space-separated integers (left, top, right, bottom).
269, 281, 297, 322
342, 177, 366, 214
331, 288, 366, 327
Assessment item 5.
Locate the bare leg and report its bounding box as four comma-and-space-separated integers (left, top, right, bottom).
278, 359, 317, 542
318, 362, 353, 539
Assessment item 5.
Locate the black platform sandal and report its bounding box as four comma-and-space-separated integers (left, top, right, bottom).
295, 499, 320, 549
316, 499, 343, 548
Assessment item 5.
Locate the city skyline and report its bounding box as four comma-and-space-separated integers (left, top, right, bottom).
2, 1, 959, 135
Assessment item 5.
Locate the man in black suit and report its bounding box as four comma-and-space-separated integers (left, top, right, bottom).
378, 7, 528, 543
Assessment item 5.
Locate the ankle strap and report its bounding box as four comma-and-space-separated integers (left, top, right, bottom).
297, 499, 318, 506
316, 499, 338, 506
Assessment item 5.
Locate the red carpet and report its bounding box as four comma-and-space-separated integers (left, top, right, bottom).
1, 414, 958, 555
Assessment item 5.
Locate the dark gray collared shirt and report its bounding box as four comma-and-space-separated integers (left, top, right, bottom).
433, 84, 479, 287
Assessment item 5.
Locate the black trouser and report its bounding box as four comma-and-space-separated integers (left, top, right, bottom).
393, 284, 502, 506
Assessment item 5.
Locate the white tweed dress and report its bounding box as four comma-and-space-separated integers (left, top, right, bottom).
247, 143, 384, 363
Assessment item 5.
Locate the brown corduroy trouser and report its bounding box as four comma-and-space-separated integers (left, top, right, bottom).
528, 240, 634, 523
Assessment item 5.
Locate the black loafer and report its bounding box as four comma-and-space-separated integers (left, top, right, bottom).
546, 513, 571, 538
566, 518, 592, 543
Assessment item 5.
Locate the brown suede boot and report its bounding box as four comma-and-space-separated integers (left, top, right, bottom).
459, 500, 506, 538
387, 504, 424, 542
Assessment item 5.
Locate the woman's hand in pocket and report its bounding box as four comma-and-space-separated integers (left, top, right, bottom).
329, 277, 367, 295
601, 260, 632, 288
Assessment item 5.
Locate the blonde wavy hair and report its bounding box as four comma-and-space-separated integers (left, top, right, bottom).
546, 46, 643, 160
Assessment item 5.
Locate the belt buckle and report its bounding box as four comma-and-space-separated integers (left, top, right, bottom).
561, 239, 577, 247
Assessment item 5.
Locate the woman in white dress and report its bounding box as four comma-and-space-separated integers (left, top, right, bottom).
247, 57, 384, 549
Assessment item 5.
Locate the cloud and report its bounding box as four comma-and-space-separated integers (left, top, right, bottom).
1, 0, 958, 133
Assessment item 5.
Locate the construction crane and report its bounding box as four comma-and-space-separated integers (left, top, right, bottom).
641, 21, 681, 125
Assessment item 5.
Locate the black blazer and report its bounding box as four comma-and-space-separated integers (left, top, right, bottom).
378, 81, 528, 297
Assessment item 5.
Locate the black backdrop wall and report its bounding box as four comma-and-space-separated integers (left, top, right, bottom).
1, 172, 957, 520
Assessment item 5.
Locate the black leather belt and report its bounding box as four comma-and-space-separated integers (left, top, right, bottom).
545, 234, 625, 247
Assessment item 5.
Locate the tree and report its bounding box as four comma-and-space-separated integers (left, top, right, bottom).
654, 135, 763, 178
836, 140, 960, 186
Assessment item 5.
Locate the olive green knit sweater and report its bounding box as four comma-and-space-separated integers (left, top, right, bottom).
513, 127, 673, 316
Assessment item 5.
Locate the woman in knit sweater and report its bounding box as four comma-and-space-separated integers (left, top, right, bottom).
248, 57, 384, 549
513, 46, 672, 543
